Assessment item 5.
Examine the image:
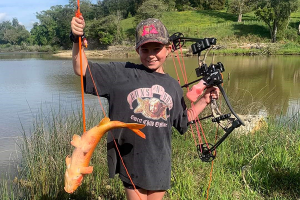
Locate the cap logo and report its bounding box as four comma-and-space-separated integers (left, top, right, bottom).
142, 25, 159, 36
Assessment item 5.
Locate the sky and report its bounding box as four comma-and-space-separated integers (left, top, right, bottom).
0, 0, 97, 31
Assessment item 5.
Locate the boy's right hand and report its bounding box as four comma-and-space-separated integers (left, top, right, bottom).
71, 15, 85, 37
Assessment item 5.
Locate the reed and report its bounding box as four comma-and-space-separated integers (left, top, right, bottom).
1, 102, 299, 199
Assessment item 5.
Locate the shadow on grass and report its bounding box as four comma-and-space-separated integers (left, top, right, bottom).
232, 24, 270, 39
248, 160, 300, 199
195, 10, 237, 22
289, 21, 299, 29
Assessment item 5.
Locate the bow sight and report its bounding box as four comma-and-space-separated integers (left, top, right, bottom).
169, 32, 216, 54
170, 32, 245, 162
191, 38, 216, 54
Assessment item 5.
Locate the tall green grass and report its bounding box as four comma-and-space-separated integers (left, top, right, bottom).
1, 103, 299, 199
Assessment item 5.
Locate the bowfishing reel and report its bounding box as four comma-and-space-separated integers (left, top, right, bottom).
197, 143, 216, 162
196, 62, 225, 87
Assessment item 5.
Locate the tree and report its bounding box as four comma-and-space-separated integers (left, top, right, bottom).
0, 18, 30, 45
175, 0, 192, 11
33, 4, 75, 48
30, 23, 49, 45
197, 0, 226, 10
163, 0, 176, 11
0, 21, 12, 44
86, 14, 124, 46
255, 0, 298, 42
135, 0, 168, 23
228, 0, 255, 22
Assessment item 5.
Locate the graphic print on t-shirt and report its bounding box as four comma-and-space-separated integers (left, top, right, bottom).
127, 85, 173, 126
134, 97, 168, 120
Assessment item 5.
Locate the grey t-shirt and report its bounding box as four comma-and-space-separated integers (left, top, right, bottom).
84, 61, 188, 190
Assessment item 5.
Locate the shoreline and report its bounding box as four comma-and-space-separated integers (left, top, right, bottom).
52, 42, 300, 58
2, 42, 300, 59
53, 46, 141, 59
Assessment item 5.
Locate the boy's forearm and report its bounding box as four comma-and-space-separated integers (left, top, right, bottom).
72, 43, 88, 76
187, 97, 208, 121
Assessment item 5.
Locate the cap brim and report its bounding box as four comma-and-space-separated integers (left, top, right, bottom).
136, 38, 168, 49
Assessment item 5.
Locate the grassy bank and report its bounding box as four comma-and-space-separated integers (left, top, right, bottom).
1, 102, 299, 200
120, 10, 300, 56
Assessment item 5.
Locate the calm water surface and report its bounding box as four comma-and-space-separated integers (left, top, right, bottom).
0, 52, 299, 176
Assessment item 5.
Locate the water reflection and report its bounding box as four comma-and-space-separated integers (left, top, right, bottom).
162, 55, 300, 116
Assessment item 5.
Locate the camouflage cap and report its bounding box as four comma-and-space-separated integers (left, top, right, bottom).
135, 18, 169, 49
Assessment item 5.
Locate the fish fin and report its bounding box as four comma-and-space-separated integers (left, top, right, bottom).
125, 124, 146, 139
76, 175, 84, 185
131, 129, 146, 139
80, 166, 93, 174
99, 117, 110, 126
66, 156, 71, 168
71, 134, 82, 148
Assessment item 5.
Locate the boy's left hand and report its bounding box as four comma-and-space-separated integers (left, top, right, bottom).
202, 87, 220, 104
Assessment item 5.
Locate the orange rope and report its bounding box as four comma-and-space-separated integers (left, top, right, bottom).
206, 126, 219, 200
206, 160, 214, 200
76, 0, 86, 132
170, 41, 218, 199
86, 64, 143, 200
206, 88, 223, 199
75, 1, 141, 199
86, 64, 107, 118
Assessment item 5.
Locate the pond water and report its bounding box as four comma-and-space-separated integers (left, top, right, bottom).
0, 52, 299, 176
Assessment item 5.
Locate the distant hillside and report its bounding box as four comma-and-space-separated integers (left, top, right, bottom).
121, 10, 300, 47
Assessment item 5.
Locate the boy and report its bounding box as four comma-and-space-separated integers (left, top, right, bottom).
71, 17, 218, 200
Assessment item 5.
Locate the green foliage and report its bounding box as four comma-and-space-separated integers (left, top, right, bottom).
164, 0, 176, 11
175, 0, 192, 11
101, 0, 143, 18
228, 0, 256, 22
255, 0, 299, 42
0, 18, 30, 45
33, 5, 74, 48
134, 0, 168, 24
86, 14, 124, 46
30, 23, 49, 46
202, 0, 226, 10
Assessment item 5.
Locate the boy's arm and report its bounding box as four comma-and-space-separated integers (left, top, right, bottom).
187, 87, 219, 121
72, 42, 88, 76
71, 16, 88, 76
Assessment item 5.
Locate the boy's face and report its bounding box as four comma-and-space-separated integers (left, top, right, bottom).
137, 42, 171, 73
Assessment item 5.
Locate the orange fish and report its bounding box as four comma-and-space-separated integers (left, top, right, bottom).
64, 117, 146, 193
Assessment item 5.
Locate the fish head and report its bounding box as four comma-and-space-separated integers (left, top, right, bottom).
64, 169, 83, 193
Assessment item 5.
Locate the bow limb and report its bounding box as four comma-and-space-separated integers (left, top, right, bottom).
198, 84, 245, 162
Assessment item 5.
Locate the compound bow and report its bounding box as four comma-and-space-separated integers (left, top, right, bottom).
170, 32, 245, 162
